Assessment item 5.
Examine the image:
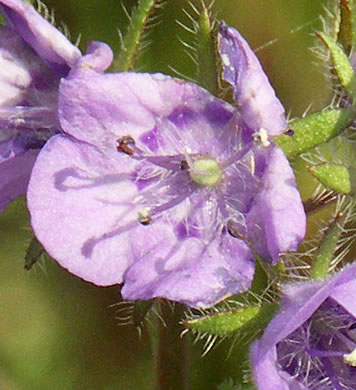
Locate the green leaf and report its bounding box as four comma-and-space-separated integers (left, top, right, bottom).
317, 32, 356, 102
196, 4, 218, 95
275, 109, 354, 157
311, 211, 348, 279
184, 302, 278, 338
338, 0, 356, 53
113, 0, 163, 71
24, 235, 45, 270
310, 163, 356, 194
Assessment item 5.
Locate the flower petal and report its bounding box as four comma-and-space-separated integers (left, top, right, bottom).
0, 25, 58, 106
28, 134, 255, 307
28, 134, 142, 286
122, 225, 255, 308
0, 149, 38, 213
0, 0, 81, 75
253, 264, 356, 358
218, 22, 287, 136
250, 264, 356, 390
58, 71, 235, 156
76, 41, 113, 73
250, 344, 304, 390
246, 146, 306, 263
330, 264, 356, 317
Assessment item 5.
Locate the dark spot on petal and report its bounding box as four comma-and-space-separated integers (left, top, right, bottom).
139, 127, 159, 152
117, 135, 135, 155
168, 106, 197, 128
204, 101, 234, 126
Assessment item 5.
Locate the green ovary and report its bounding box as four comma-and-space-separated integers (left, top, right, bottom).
190, 157, 222, 187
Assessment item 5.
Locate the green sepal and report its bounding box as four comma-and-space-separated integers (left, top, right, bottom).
275, 109, 354, 157
310, 163, 356, 194
196, 4, 218, 95
311, 212, 348, 279
323, 0, 341, 41
318, 32, 356, 102
338, 0, 356, 53
24, 235, 45, 270
113, 0, 163, 71
184, 302, 278, 338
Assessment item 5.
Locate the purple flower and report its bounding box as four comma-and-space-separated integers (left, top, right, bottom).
0, 0, 112, 212
27, 23, 306, 308
250, 264, 356, 390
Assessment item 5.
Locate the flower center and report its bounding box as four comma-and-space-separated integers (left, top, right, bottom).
276, 300, 356, 390
189, 157, 222, 187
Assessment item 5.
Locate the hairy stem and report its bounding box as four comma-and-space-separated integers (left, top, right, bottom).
153, 301, 190, 390
114, 0, 163, 71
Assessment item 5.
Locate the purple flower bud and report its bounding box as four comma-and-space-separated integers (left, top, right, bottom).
251, 264, 356, 390
0, 0, 112, 212
27, 23, 306, 308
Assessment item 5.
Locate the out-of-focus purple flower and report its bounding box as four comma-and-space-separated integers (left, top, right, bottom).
250, 264, 356, 390
0, 0, 112, 212
27, 22, 306, 308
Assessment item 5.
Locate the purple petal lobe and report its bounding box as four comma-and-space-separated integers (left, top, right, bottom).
330, 270, 356, 317
58, 71, 235, 156
74, 41, 113, 73
122, 225, 255, 308
0, 25, 58, 106
139, 126, 159, 152
250, 264, 356, 390
28, 134, 255, 307
0, 149, 38, 212
247, 146, 306, 263
218, 22, 287, 135
28, 135, 141, 286
250, 344, 298, 390
0, 0, 81, 75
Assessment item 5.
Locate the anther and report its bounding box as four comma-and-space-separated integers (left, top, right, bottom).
344, 347, 356, 367
117, 135, 135, 155
226, 220, 245, 239
180, 160, 189, 170
138, 208, 152, 226
284, 128, 294, 137
253, 128, 270, 147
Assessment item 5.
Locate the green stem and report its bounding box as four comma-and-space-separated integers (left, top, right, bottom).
114, 0, 162, 72
153, 301, 190, 390
196, 4, 218, 95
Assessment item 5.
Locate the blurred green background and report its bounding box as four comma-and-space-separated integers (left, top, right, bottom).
0, 0, 330, 389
